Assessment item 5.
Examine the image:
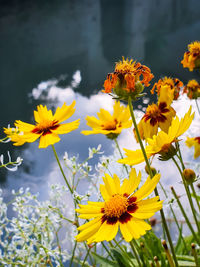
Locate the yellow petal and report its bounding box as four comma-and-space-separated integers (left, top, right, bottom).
97, 109, 113, 121
92, 221, 119, 243
133, 174, 160, 201
102, 173, 117, 196
39, 133, 60, 148
15, 120, 35, 132
100, 184, 110, 201
51, 120, 80, 134
118, 149, 150, 166
34, 105, 53, 123
53, 101, 76, 123
75, 218, 102, 242
120, 221, 134, 242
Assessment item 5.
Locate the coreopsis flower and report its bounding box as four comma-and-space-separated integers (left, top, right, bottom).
103, 57, 154, 101
119, 107, 194, 165
183, 80, 200, 99
4, 127, 27, 146
75, 169, 163, 243
186, 136, 200, 159
151, 76, 183, 100
4, 102, 80, 148
181, 41, 200, 71
135, 85, 176, 140
81, 101, 132, 139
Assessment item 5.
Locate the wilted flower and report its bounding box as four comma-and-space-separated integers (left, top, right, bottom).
81, 101, 132, 140
4, 102, 80, 148
103, 57, 154, 101
75, 169, 163, 243
181, 41, 200, 71
183, 80, 200, 99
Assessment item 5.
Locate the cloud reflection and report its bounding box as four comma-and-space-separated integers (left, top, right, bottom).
5, 72, 200, 206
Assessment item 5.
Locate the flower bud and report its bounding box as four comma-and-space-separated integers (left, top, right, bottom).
183, 169, 196, 184
145, 165, 157, 176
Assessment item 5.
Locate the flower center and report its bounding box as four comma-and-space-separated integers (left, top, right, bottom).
146, 104, 160, 118
115, 58, 136, 73
32, 120, 59, 135
104, 194, 128, 218
102, 120, 118, 131
195, 137, 200, 144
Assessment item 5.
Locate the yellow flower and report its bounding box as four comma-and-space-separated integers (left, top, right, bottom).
4, 127, 27, 146
183, 79, 200, 99
186, 137, 200, 159
181, 41, 200, 71
81, 101, 132, 139
151, 77, 183, 100
103, 57, 154, 101
119, 107, 194, 166
135, 85, 176, 140
4, 102, 80, 148
75, 169, 163, 243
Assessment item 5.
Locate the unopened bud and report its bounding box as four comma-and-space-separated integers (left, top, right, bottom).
145, 165, 157, 176
183, 169, 196, 184
150, 217, 157, 227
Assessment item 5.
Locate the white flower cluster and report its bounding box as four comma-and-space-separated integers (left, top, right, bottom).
0, 151, 23, 171
0, 186, 74, 266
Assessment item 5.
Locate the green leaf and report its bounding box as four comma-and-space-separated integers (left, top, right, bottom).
177, 260, 196, 266
91, 252, 118, 267
111, 248, 139, 267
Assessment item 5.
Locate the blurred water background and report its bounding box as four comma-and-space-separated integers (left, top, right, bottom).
0, 0, 200, 201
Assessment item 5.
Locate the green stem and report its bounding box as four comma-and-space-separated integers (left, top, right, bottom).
82, 246, 91, 267
191, 243, 200, 267
159, 182, 188, 253
130, 240, 142, 267
113, 238, 132, 263
69, 241, 77, 267
172, 156, 200, 235
51, 144, 73, 194
170, 186, 200, 245
128, 97, 179, 267
195, 99, 200, 116
190, 183, 200, 213
101, 242, 115, 260
114, 138, 129, 174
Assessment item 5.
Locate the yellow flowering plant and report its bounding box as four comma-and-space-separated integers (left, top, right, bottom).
4, 102, 80, 148
1, 42, 200, 267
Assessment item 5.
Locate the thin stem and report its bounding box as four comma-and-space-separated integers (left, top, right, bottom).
51, 144, 73, 194
69, 241, 77, 267
191, 243, 200, 267
190, 183, 200, 213
195, 99, 200, 116
101, 242, 115, 260
82, 246, 91, 267
130, 240, 142, 267
128, 97, 153, 176
113, 238, 132, 263
171, 186, 200, 245
172, 156, 200, 235
128, 97, 179, 267
114, 138, 129, 174
159, 182, 188, 253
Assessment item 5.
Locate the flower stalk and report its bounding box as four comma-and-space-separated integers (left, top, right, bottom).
52, 144, 73, 194
170, 186, 200, 245
128, 96, 179, 267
